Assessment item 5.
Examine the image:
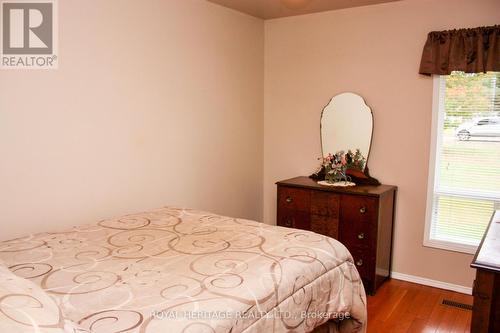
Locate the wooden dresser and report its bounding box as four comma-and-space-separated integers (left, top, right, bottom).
276, 176, 397, 294
470, 210, 500, 333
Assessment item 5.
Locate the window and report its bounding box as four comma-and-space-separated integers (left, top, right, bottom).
425, 72, 500, 254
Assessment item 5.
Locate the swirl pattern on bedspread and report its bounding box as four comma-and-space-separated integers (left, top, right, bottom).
0, 207, 366, 333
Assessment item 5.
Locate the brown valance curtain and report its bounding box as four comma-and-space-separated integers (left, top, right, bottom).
419, 25, 500, 75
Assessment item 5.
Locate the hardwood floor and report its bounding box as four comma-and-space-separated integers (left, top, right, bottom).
367, 279, 473, 333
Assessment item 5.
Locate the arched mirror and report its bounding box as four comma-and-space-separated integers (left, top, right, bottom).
319, 92, 379, 184
321, 92, 373, 165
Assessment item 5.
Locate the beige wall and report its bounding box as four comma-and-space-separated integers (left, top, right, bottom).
264, 0, 500, 288
0, 0, 264, 240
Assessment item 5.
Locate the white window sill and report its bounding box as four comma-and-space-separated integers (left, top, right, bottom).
423, 238, 478, 255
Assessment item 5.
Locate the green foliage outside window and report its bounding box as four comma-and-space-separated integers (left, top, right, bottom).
443, 72, 500, 129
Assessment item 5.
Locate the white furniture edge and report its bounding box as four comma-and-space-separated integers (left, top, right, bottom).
391, 271, 472, 295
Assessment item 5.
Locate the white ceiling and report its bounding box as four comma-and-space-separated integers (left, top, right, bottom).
206, 0, 402, 19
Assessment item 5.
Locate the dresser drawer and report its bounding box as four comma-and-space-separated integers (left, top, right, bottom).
339, 216, 376, 249
350, 247, 374, 284
277, 210, 310, 231
277, 187, 310, 212
311, 214, 339, 239
311, 191, 340, 217
340, 195, 378, 224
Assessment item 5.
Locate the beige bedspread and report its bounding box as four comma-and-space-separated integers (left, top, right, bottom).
0, 207, 366, 333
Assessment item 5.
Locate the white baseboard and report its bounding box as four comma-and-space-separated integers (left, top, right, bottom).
391, 271, 472, 295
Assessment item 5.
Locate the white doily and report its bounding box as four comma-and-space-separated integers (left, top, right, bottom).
317, 180, 356, 187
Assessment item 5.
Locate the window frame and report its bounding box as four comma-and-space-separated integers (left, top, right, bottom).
424, 75, 491, 254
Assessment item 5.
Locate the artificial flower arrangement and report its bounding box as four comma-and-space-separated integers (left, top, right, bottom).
319, 149, 366, 184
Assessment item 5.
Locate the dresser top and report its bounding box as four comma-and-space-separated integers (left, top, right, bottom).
276, 176, 397, 197
472, 210, 500, 273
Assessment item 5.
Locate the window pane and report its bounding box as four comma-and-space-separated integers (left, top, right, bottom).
439, 140, 500, 193
439, 72, 500, 194
431, 195, 496, 245
430, 72, 500, 248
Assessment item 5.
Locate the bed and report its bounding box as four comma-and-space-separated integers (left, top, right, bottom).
0, 207, 366, 333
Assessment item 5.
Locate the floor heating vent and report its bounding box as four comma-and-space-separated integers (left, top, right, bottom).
442, 299, 473, 311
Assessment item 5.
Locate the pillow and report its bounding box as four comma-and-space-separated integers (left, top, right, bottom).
0, 265, 88, 333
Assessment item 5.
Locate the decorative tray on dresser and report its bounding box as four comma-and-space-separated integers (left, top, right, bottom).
276, 176, 397, 295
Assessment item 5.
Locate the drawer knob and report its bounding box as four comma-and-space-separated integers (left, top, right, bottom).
357, 233, 365, 240
285, 196, 293, 203
359, 207, 366, 214
285, 219, 293, 227
356, 259, 363, 267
